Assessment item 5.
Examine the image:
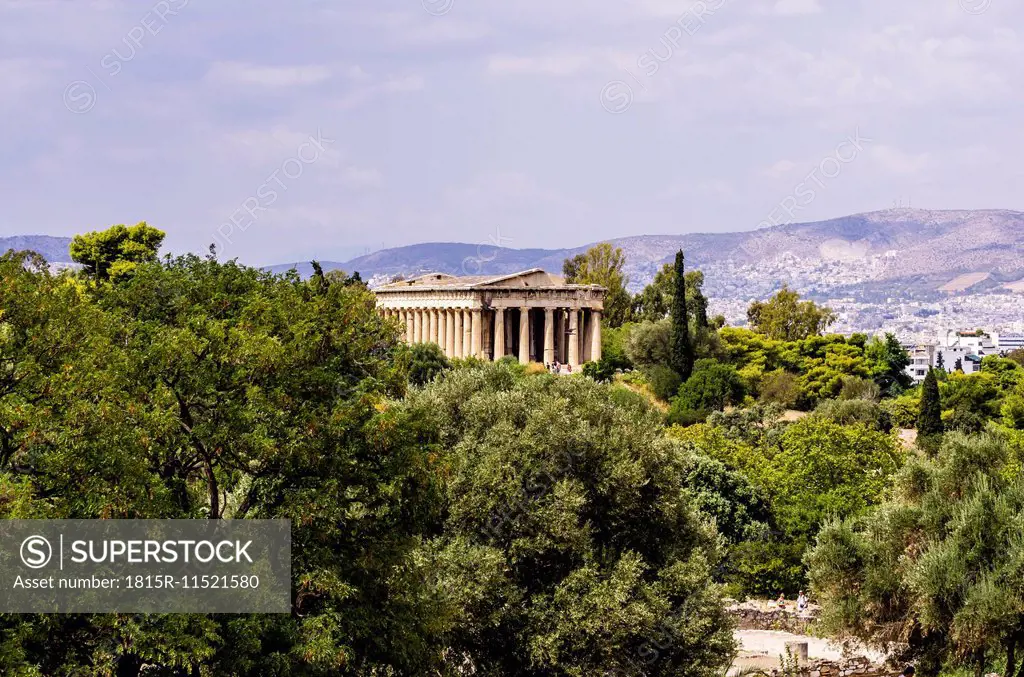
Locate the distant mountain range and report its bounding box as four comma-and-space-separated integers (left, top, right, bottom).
329, 209, 1024, 301
6, 209, 1024, 302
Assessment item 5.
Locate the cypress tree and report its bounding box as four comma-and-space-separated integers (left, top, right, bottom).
935, 351, 944, 370
918, 368, 944, 437
670, 250, 694, 381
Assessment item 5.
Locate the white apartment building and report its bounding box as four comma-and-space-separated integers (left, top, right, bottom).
994, 333, 1024, 352
904, 329, 994, 383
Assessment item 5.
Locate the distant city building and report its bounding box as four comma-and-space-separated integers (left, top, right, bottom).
903, 328, 1002, 382
994, 333, 1024, 352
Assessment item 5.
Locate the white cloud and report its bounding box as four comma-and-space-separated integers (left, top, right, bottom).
762, 160, 798, 179
0, 57, 61, 101
334, 75, 425, 110
205, 62, 332, 87
773, 0, 823, 15
868, 145, 931, 176
488, 52, 594, 77
220, 127, 342, 169
334, 167, 383, 188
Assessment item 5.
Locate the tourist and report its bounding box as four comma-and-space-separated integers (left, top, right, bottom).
797, 590, 808, 612
776, 593, 786, 609
566, 364, 572, 374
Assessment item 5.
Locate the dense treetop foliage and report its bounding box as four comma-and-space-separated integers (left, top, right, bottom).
809, 432, 1024, 677
69, 221, 166, 282
746, 285, 837, 342
398, 364, 735, 677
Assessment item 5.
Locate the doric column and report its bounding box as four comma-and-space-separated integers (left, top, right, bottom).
453, 308, 464, 358
506, 312, 515, 357
518, 307, 531, 364
591, 310, 602, 362
471, 309, 483, 358
406, 310, 414, 343
412, 309, 422, 343
493, 308, 505, 361
582, 310, 593, 361
446, 309, 456, 357
437, 309, 447, 350
568, 308, 580, 367
544, 308, 555, 365
462, 309, 472, 357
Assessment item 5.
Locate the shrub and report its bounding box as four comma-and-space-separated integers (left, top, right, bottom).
407, 342, 451, 386
760, 370, 801, 409
666, 406, 711, 427
722, 539, 807, 598
600, 322, 634, 371
582, 357, 618, 383
644, 364, 683, 401
674, 359, 745, 413
947, 406, 986, 434
838, 376, 881, 402
813, 398, 893, 433
625, 319, 672, 370
881, 393, 919, 429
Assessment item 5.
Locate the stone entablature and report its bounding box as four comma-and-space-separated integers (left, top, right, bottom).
373, 269, 606, 367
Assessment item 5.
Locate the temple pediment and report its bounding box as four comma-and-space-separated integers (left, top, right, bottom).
473, 269, 564, 288
377, 268, 596, 291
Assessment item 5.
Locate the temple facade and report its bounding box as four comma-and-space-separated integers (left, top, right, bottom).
373, 269, 606, 367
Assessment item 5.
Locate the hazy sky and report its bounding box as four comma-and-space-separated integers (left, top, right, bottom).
1, 0, 1021, 265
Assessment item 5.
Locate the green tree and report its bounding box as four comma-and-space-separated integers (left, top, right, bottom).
747, 286, 837, 341
69, 222, 166, 282
633, 263, 709, 329
563, 243, 633, 327
401, 363, 735, 676
864, 333, 912, 394
808, 433, 1024, 677
646, 363, 684, 402
918, 368, 945, 440
1006, 348, 1024, 367
625, 319, 672, 370
406, 341, 452, 386
667, 359, 745, 425
0, 250, 442, 675
759, 370, 802, 409
763, 417, 902, 540
670, 250, 694, 381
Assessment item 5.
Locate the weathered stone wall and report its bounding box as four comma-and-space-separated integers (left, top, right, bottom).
761, 656, 899, 677
727, 600, 819, 635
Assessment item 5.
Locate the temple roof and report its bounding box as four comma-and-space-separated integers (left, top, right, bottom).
374, 268, 605, 292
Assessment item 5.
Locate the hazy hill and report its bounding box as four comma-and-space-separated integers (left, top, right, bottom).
0, 235, 73, 263
333, 209, 1024, 299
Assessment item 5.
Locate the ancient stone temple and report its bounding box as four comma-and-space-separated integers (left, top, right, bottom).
373, 269, 606, 367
